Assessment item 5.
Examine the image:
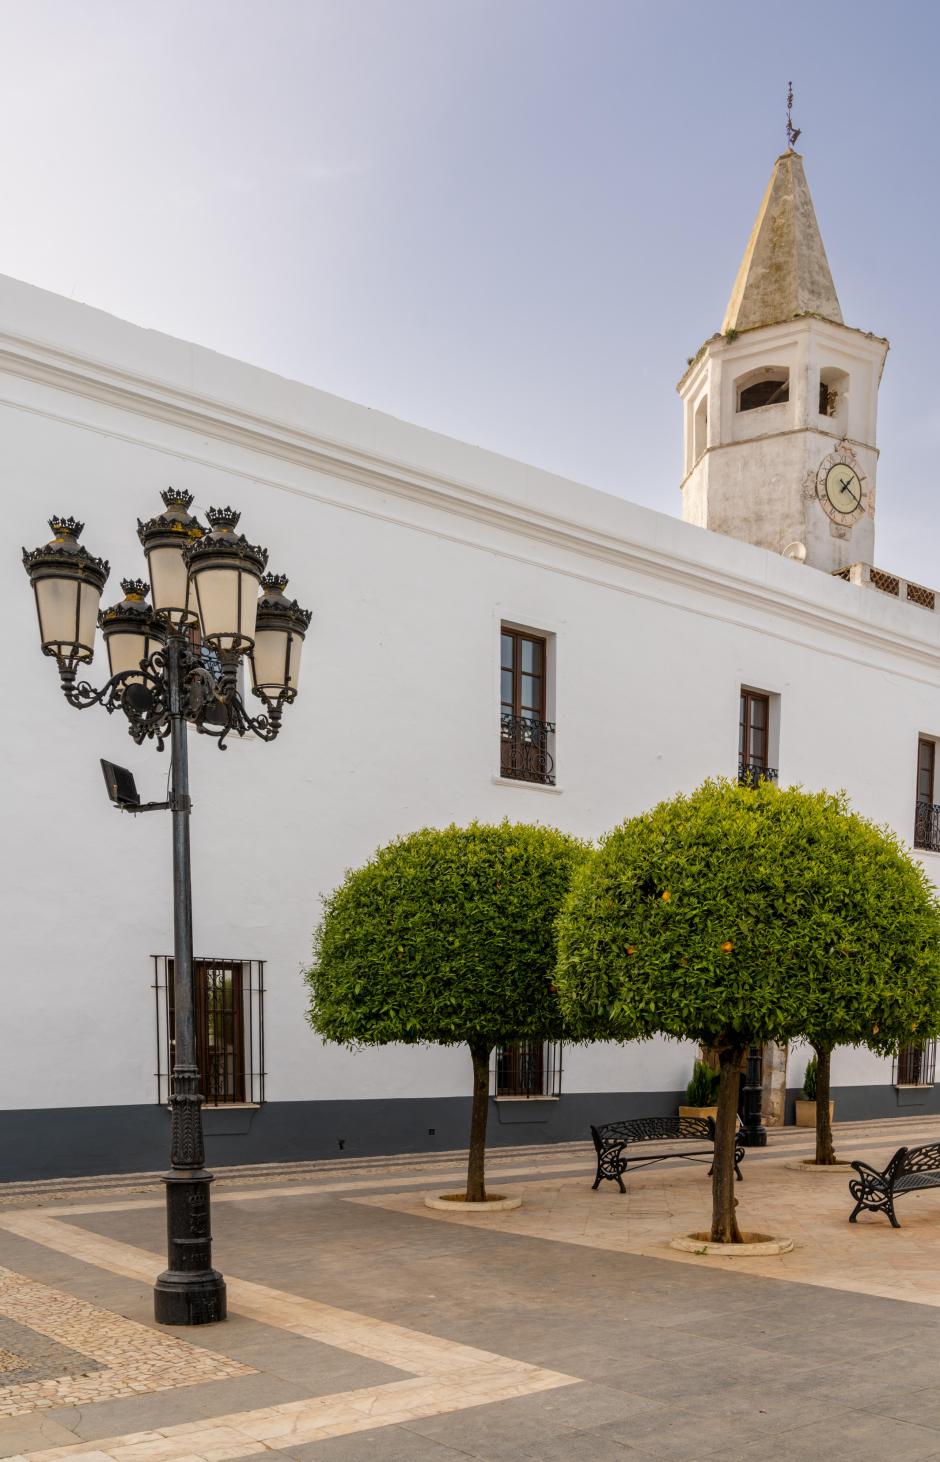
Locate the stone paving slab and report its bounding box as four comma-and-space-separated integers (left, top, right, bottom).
3, 1119, 940, 1459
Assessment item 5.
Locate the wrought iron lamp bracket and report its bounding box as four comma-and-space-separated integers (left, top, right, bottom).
54, 636, 287, 750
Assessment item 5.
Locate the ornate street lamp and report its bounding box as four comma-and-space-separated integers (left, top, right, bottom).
22, 494, 311, 1327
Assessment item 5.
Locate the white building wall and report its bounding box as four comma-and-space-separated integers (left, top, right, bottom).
2, 275, 938, 1165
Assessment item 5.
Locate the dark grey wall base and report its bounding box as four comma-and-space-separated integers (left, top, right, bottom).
0, 1092, 684, 1182
784, 1084, 940, 1124
2, 1084, 935, 1182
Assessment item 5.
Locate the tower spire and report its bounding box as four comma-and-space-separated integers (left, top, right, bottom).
721, 151, 842, 333
786, 81, 801, 151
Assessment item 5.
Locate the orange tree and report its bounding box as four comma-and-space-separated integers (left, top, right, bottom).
306, 821, 585, 1202
555, 780, 940, 1242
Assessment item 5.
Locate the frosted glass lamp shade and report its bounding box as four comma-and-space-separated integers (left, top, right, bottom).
147, 543, 192, 623
249, 573, 312, 703
22, 517, 110, 663
137, 488, 204, 625
191, 562, 260, 649
184, 507, 267, 652
99, 579, 166, 680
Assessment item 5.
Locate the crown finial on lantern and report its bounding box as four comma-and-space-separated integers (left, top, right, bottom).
49, 515, 85, 541
205, 506, 241, 532
120, 578, 150, 600
160, 487, 195, 511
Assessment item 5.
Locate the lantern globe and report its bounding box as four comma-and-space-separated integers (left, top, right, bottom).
137, 488, 204, 626
22, 516, 110, 664
249, 573, 313, 704
99, 578, 167, 681
184, 507, 267, 652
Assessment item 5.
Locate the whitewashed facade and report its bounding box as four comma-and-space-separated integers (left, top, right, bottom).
3, 151, 940, 1179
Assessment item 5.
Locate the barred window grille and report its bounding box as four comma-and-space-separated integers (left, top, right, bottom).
492, 1041, 562, 1098
154, 956, 265, 1106
893, 1041, 937, 1088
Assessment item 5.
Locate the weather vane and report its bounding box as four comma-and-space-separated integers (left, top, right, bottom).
786, 81, 801, 151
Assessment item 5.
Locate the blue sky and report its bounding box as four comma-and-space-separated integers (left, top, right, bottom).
2, 0, 938, 581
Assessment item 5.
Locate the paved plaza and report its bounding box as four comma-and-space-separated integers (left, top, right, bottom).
3, 1120, 940, 1459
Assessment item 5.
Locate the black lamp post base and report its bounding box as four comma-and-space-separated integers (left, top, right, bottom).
153, 1170, 226, 1326
153, 1267, 226, 1326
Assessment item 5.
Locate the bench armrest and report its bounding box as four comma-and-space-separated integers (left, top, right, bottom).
850, 1160, 888, 1184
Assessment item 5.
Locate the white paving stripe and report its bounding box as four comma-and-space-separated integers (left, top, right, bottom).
0, 1211, 578, 1460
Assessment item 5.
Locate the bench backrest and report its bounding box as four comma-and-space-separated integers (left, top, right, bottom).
894, 1142, 940, 1180
591, 1116, 714, 1152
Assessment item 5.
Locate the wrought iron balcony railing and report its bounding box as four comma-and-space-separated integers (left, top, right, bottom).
738, 763, 779, 788
915, 801, 940, 852
500, 714, 556, 786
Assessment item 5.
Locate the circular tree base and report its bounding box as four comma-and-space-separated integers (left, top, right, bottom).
670, 1232, 793, 1257
784, 1159, 853, 1175
424, 1193, 521, 1212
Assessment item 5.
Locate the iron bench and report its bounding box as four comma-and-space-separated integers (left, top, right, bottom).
849, 1142, 940, 1228
590, 1116, 745, 1193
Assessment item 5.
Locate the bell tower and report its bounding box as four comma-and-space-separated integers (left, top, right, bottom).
677, 150, 888, 573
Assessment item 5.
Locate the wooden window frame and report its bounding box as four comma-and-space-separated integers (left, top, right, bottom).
739, 689, 770, 775
917, 738, 935, 807
167, 959, 247, 1105
500, 628, 548, 723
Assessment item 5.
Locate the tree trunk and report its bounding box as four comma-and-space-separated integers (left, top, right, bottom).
814, 1044, 836, 1165
466, 1041, 492, 1202
709, 1043, 746, 1243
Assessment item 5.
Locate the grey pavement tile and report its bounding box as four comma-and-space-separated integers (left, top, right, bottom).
588, 1344, 816, 1404
403, 1404, 591, 1460
482, 1383, 670, 1431
593, 1391, 854, 1457
808, 1347, 940, 1408
275, 1426, 471, 1460
0, 1412, 82, 1456
864, 1384, 940, 1430
727, 1412, 940, 1462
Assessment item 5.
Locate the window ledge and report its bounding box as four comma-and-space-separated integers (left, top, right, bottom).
494, 1095, 560, 1103
491, 774, 563, 795
894, 1084, 934, 1091
163, 1103, 262, 1110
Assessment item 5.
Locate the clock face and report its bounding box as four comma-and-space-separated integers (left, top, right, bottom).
816, 453, 866, 526
825, 464, 862, 515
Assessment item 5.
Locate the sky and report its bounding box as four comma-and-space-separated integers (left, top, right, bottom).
2, 0, 939, 582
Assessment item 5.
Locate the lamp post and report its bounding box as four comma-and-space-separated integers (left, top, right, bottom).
739, 1043, 767, 1147
22, 492, 311, 1326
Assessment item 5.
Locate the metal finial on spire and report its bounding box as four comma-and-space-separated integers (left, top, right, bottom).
786, 81, 801, 151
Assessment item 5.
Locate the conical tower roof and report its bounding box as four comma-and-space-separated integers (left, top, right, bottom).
722, 152, 842, 333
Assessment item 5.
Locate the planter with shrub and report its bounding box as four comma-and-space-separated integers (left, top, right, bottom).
679, 1058, 720, 1121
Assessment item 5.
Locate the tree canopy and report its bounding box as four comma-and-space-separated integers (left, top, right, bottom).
308, 820, 585, 1048
306, 819, 586, 1202
555, 779, 940, 1239
556, 779, 940, 1051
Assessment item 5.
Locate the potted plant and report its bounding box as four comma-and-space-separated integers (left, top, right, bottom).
795, 1054, 834, 1127
679, 1058, 720, 1120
